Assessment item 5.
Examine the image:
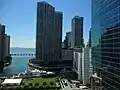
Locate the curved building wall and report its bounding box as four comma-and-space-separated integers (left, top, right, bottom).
92, 0, 120, 90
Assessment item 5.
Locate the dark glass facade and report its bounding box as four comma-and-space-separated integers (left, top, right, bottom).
64, 32, 71, 49
36, 2, 62, 65
89, 30, 91, 47
36, 2, 55, 64
92, 0, 120, 90
0, 24, 5, 72
71, 16, 84, 48
54, 11, 63, 61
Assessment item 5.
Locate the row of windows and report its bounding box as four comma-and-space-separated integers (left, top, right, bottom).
92, 54, 120, 65
93, 60, 120, 75
101, 6, 120, 20
101, 39, 120, 44
100, 22, 120, 34
100, 0, 119, 14
102, 74, 120, 90
101, 34, 120, 40
101, 48, 120, 52
95, 0, 119, 15
101, 44, 119, 48
93, 0, 119, 16
101, 32, 120, 38
101, 52, 120, 57
101, 17, 120, 30
93, 64, 120, 80
101, 25, 120, 35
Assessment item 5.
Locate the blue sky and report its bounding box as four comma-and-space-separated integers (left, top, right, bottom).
0, 0, 91, 48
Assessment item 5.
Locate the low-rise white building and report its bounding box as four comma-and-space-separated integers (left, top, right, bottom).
2, 78, 22, 85
73, 46, 91, 85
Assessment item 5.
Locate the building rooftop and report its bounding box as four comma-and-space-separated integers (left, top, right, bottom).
55, 11, 63, 14
2, 79, 22, 84
73, 16, 83, 19
39, 1, 48, 4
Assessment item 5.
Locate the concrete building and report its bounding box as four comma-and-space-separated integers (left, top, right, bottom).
62, 49, 73, 61
73, 48, 83, 82
82, 46, 91, 85
73, 46, 91, 85
71, 16, 84, 48
36, 1, 62, 65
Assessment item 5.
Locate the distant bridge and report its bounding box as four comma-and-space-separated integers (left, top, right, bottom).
10, 52, 35, 56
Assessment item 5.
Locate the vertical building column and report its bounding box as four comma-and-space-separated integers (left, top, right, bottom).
71, 16, 84, 48
0, 25, 5, 72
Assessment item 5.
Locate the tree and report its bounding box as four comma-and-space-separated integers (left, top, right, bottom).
56, 78, 59, 82
50, 81, 54, 86
34, 82, 39, 89
43, 82, 47, 86
29, 83, 33, 86
35, 83, 39, 86
21, 83, 25, 86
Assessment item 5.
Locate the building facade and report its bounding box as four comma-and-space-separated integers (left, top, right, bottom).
62, 49, 73, 61
92, 0, 120, 90
66, 32, 72, 48
83, 46, 91, 85
0, 24, 11, 73
0, 24, 5, 72
63, 32, 72, 49
88, 29, 91, 47
73, 48, 83, 82
54, 11, 63, 61
36, 1, 62, 65
73, 47, 91, 85
4, 35, 10, 62
71, 16, 84, 48
63, 36, 68, 49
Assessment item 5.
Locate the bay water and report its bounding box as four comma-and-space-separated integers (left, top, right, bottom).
0, 48, 35, 76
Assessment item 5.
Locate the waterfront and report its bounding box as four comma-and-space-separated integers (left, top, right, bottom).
0, 48, 35, 76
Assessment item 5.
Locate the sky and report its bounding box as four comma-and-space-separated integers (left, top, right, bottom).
0, 0, 91, 48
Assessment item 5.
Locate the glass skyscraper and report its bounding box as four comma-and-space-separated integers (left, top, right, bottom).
92, 0, 120, 90
36, 1, 62, 65
71, 16, 84, 48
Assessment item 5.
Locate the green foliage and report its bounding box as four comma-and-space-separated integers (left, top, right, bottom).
35, 82, 39, 86
23, 77, 60, 89
50, 81, 54, 86
43, 82, 47, 86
